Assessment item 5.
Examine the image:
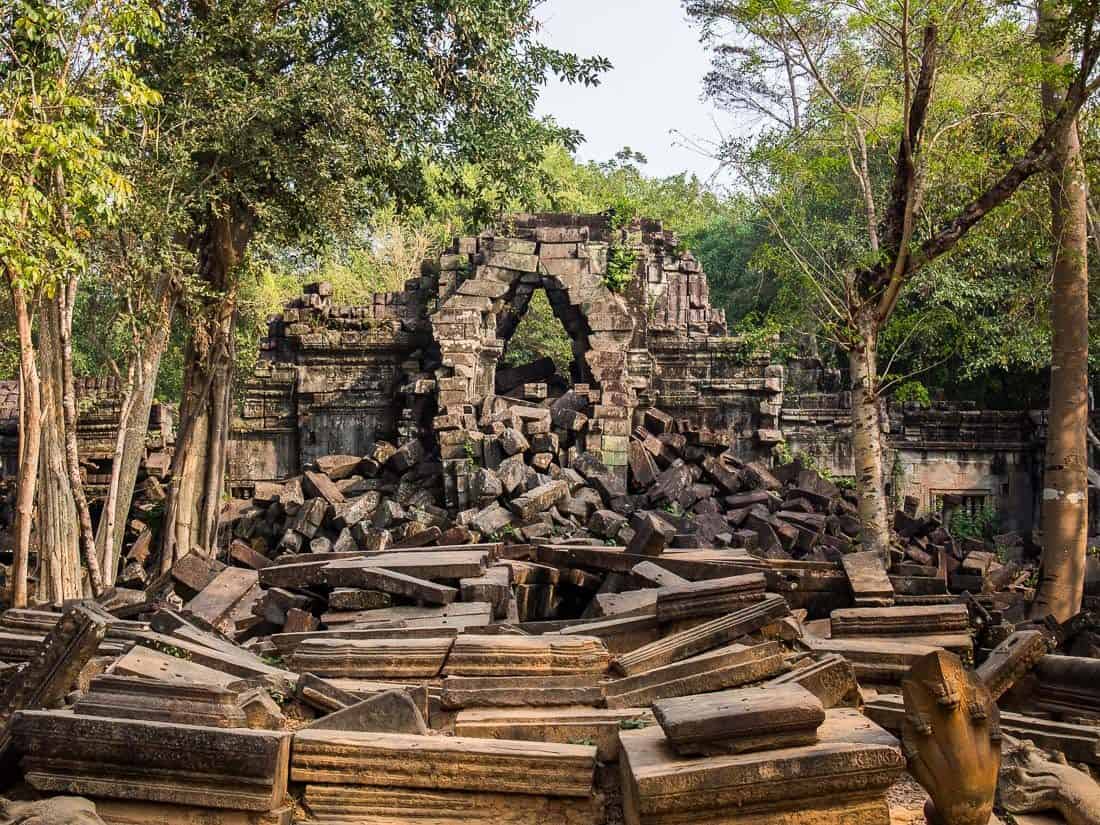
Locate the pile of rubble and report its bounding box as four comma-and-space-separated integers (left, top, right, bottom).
0, 505, 1097, 824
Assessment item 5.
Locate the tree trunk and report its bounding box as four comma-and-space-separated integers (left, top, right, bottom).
1032, 0, 1090, 622
95, 272, 178, 584
54, 278, 104, 596
849, 310, 891, 554
36, 300, 82, 605
158, 206, 251, 571
7, 279, 40, 608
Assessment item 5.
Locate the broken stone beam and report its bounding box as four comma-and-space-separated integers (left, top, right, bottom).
442, 634, 609, 677
508, 480, 569, 520
605, 642, 787, 709
975, 629, 1049, 701
289, 637, 454, 679
291, 729, 596, 797
619, 709, 904, 825
440, 674, 604, 709
459, 566, 511, 619
300, 785, 600, 825
90, 799, 295, 825
184, 567, 260, 627
766, 654, 861, 709
258, 559, 330, 589
321, 559, 457, 605
73, 674, 248, 728
559, 614, 663, 656
652, 683, 825, 756
654, 573, 767, 623
12, 710, 291, 811
365, 550, 490, 581
830, 604, 969, 637
613, 595, 790, 676
294, 673, 364, 714
455, 706, 654, 762
111, 644, 240, 688
0, 602, 109, 724
303, 470, 345, 504
841, 551, 895, 607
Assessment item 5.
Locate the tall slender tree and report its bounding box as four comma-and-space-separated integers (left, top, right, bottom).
687, 0, 1100, 553
1032, 0, 1091, 621
0, 0, 161, 604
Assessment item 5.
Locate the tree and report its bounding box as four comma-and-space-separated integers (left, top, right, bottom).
1032, 0, 1090, 621
0, 0, 161, 603
138, 0, 609, 570
687, 0, 1100, 553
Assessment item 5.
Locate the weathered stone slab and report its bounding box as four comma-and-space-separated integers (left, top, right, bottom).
652, 683, 824, 756
767, 654, 861, 708
305, 689, 428, 735
619, 709, 904, 825
258, 559, 330, 589
443, 634, 609, 677
976, 629, 1048, 701
291, 729, 596, 797
830, 604, 968, 637
841, 551, 895, 607
613, 595, 789, 676
73, 674, 247, 728
184, 568, 259, 627
455, 706, 653, 762
110, 644, 239, 688
299, 785, 601, 825
322, 602, 493, 630
654, 573, 767, 622
1033, 654, 1100, 718
13, 710, 291, 811
440, 675, 604, 709
605, 642, 786, 709
626, 512, 676, 557
629, 561, 688, 589
321, 560, 458, 605
289, 637, 454, 679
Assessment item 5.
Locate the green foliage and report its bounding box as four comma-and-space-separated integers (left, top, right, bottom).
502, 290, 574, 376
604, 245, 637, 293
0, 0, 162, 291
949, 507, 1000, 542
892, 381, 933, 407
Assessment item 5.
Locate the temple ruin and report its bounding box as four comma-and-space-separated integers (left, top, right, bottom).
1, 213, 1097, 825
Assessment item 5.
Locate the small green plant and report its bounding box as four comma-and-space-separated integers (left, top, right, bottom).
891, 380, 932, 407
570, 738, 597, 747
949, 506, 1000, 542
603, 245, 637, 292
619, 719, 648, 730
153, 642, 191, 660
772, 441, 794, 465
261, 653, 286, 668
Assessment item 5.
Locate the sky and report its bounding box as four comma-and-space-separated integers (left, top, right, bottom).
534, 0, 731, 183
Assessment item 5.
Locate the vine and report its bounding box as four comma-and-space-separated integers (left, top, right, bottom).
603, 197, 639, 293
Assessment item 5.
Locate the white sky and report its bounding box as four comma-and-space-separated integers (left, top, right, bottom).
534, 0, 731, 182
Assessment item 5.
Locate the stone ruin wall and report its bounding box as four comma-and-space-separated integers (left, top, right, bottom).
217, 212, 1084, 531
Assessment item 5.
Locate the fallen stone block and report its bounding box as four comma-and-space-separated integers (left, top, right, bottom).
443, 634, 609, 677
619, 708, 904, 825
766, 653, 861, 709
830, 603, 968, 637
625, 512, 676, 557
291, 729, 596, 797
976, 629, 1049, 701
321, 560, 458, 605
72, 674, 247, 729
440, 675, 604, 709
652, 683, 824, 756
12, 710, 291, 811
